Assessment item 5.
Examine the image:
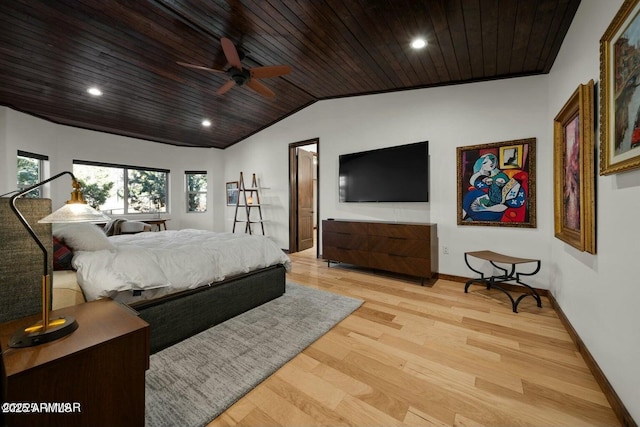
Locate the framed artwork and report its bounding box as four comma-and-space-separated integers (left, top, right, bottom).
554, 81, 596, 253
457, 138, 536, 228
600, 0, 640, 174
226, 181, 238, 206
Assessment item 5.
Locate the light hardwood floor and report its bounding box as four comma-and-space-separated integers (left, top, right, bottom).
209, 248, 620, 426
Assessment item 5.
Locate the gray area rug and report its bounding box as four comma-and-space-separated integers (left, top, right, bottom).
145, 281, 363, 427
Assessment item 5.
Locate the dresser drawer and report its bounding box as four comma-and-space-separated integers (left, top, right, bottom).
368, 222, 431, 240
369, 253, 432, 278
323, 247, 370, 267
368, 235, 430, 258
324, 232, 368, 250
323, 220, 368, 235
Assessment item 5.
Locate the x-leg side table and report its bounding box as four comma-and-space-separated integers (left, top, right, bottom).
464, 250, 542, 313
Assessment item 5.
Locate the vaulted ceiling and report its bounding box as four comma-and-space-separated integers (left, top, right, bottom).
0, 0, 580, 149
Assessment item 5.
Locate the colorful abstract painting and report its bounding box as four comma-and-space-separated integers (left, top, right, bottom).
457, 138, 536, 228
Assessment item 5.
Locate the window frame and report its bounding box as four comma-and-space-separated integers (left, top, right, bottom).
17, 150, 48, 197
185, 170, 208, 213
73, 160, 170, 215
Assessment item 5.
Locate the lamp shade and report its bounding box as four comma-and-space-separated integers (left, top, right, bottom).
38, 203, 111, 224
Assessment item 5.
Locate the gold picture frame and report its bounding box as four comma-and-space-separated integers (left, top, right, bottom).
553, 80, 596, 253
600, 0, 640, 175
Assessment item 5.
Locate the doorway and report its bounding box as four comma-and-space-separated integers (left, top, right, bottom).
289, 138, 319, 256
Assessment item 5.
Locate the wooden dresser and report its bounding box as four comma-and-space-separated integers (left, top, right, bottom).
322, 219, 437, 281
0, 299, 150, 427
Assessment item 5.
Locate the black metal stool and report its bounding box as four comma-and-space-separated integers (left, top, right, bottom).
464, 250, 542, 313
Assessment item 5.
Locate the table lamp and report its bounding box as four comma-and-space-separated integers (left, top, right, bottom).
8, 171, 111, 348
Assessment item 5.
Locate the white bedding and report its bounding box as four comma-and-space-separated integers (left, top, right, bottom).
71, 229, 291, 301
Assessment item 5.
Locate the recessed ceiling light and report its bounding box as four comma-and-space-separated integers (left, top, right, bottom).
87, 87, 103, 96
411, 38, 427, 49
202, 119, 212, 127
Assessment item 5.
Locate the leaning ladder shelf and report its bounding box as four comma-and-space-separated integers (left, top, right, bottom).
233, 172, 265, 235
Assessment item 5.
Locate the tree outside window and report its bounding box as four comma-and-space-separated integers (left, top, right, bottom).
128, 169, 168, 213
73, 161, 168, 215
186, 171, 207, 213
17, 151, 47, 198
74, 164, 124, 213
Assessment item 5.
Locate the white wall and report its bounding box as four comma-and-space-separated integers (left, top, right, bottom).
548, 0, 640, 420
225, 75, 551, 288
0, 108, 225, 232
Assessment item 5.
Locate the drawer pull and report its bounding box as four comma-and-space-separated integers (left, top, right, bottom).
390, 253, 408, 258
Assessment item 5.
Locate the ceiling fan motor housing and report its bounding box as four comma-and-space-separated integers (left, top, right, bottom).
229, 67, 250, 85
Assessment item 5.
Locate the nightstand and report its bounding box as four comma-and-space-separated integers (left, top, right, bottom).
0, 299, 150, 427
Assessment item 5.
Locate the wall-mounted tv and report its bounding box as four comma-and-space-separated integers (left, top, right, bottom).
339, 141, 429, 202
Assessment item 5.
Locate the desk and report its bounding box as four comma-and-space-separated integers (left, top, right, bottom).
464, 250, 542, 313
143, 219, 168, 231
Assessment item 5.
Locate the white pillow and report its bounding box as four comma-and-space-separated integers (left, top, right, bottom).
53, 223, 115, 252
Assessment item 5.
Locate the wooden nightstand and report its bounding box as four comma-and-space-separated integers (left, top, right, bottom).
0, 299, 150, 427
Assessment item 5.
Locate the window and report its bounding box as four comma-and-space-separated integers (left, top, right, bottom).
17, 151, 48, 197
73, 160, 169, 215
186, 171, 207, 212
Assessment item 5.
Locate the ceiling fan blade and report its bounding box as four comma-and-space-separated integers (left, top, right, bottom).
217, 79, 236, 95
221, 37, 242, 70
176, 62, 225, 73
250, 65, 292, 79
246, 79, 275, 99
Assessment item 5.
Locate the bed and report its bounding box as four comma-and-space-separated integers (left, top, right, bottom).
52, 223, 291, 353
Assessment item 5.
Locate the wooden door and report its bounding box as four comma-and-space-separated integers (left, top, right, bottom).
297, 148, 314, 251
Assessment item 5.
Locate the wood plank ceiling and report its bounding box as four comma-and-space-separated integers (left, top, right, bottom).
0, 0, 580, 149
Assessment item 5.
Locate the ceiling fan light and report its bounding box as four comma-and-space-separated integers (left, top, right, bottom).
411, 38, 427, 49
87, 87, 103, 96
202, 119, 212, 127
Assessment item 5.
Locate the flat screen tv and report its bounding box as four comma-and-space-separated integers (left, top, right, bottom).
339, 141, 429, 202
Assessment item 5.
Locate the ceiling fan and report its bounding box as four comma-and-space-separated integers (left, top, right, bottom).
177, 37, 291, 99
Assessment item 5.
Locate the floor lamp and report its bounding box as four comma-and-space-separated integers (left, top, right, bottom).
8, 171, 111, 348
